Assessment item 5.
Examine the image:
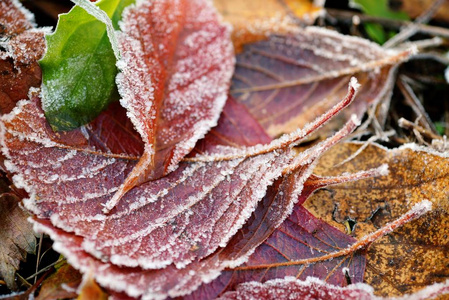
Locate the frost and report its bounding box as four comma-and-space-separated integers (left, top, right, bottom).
217, 276, 377, 300
218, 276, 449, 300
109, 0, 235, 209
70, 0, 120, 60
231, 26, 413, 138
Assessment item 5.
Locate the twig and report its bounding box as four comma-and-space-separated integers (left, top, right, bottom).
35, 233, 43, 284
26, 257, 65, 281
334, 130, 395, 167
16, 273, 32, 288
398, 117, 442, 141
233, 200, 432, 271
326, 8, 449, 40
384, 0, 446, 48
397, 75, 437, 134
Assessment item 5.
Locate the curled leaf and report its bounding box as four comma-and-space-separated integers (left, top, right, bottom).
218, 276, 449, 300
217, 277, 376, 300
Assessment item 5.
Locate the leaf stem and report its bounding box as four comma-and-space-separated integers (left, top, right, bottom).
326, 8, 449, 40
233, 200, 432, 271
186, 78, 360, 163
230, 50, 412, 94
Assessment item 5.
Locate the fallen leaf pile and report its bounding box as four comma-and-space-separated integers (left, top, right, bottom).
0, 0, 448, 299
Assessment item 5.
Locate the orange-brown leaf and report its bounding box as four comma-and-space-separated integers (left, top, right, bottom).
306, 142, 449, 297
213, 0, 322, 52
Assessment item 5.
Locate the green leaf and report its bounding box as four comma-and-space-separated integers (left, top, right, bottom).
364, 23, 386, 44
350, 0, 409, 44
350, 0, 410, 19
40, 0, 134, 131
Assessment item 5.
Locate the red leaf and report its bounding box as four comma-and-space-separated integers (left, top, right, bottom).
216, 277, 376, 300
187, 205, 366, 299
231, 27, 412, 137
205, 201, 434, 300
1, 78, 360, 298
109, 0, 235, 211
0, 0, 46, 115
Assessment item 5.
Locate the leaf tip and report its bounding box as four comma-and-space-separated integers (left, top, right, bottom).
349, 77, 361, 92
350, 114, 361, 127
412, 199, 432, 216
377, 163, 389, 176
407, 44, 419, 57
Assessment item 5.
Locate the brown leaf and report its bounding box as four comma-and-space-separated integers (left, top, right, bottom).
0, 0, 45, 115
110, 0, 235, 210
36, 261, 82, 300
231, 27, 412, 138
0, 186, 36, 289
77, 274, 108, 300
305, 142, 449, 297
398, 0, 449, 22
213, 0, 322, 52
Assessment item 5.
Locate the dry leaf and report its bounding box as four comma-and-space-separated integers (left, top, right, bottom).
305, 142, 449, 297
231, 27, 413, 138
77, 274, 108, 300
0, 190, 36, 289
397, 0, 449, 22
36, 261, 82, 300
213, 0, 322, 52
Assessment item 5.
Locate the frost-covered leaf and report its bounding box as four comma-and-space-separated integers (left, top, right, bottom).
231, 27, 413, 137
0, 0, 45, 115
217, 276, 449, 300
1, 78, 360, 298
109, 0, 235, 210
184, 130, 388, 299
0, 177, 36, 289
217, 277, 375, 300
40, 0, 134, 131
188, 205, 366, 299
306, 142, 449, 296
213, 0, 323, 52
196, 199, 432, 299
